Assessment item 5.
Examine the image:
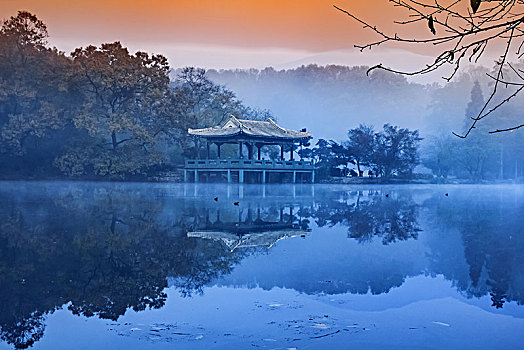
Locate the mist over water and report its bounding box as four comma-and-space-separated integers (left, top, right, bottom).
1, 182, 523, 349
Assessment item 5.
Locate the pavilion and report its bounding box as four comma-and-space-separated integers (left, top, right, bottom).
184, 115, 314, 183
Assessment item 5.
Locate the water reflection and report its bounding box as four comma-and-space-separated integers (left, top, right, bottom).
187, 206, 310, 251
313, 190, 421, 244
426, 190, 524, 310
0, 183, 523, 349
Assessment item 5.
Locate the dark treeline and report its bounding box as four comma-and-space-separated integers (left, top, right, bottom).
0, 11, 271, 180
300, 124, 422, 181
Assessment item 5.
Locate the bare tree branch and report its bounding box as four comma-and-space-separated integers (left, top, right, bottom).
334, 0, 524, 136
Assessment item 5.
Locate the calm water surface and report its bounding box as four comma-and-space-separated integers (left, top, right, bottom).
0, 182, 523, 349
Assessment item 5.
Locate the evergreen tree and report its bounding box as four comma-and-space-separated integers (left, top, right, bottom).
455, 81, 497, 181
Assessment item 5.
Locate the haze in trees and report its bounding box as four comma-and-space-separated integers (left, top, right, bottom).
0, 11, 272, 180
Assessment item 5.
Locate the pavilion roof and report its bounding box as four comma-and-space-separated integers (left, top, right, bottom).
187, 230, 310, 251
188, 115, 311, 140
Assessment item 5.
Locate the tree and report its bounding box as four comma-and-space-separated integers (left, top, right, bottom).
0, 11, 84, 180
345, 124, 375, 176
0, 10, 48, 47
454, 81, 498, 181
308, 139, 350, 179
421, 135, 456, 179
335, 1, 524, 135
0, 11, 74, 154
57, 42, 173, 177
371, 124, 422, 178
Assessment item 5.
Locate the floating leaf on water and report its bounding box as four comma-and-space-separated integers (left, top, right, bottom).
311, 323, 329, 329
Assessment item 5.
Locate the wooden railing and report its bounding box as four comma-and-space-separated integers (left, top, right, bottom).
185, 158, 314, 170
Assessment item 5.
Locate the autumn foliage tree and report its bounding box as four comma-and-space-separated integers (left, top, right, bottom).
55, 42, 174, 176
0, 11, 271, 179
0, 11, 75, 157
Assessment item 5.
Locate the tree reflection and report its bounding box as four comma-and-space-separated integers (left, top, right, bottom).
1, 184, 523, 349
313, 190, 421, 244
0, 185, 247, 349
428, 190, 524, 310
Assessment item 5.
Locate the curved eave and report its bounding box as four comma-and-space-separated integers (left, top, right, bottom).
188, 129, 312, 141
188, 129, 241, 137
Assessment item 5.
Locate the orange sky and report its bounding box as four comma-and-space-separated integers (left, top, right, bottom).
1, 1, 392, 50
0, 0, 436, 69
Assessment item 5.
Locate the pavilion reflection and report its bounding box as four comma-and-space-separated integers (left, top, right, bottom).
187, 205, 311, 251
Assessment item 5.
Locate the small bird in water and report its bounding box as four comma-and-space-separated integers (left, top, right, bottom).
445, 193, 449, 196
385, 194, 389, 198
214, 197, 218, 202
233, 201, 239, 206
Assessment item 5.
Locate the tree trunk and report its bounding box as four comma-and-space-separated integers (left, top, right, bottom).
499, 145, 504, 180
112, 131, 117, 149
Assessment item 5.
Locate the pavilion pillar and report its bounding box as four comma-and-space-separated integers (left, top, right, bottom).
217, 143, 222, 159
184, 169, 187, 182
206, 142, 210, 159
280, 144, 284, 160
247, 143, 253, 160
293, 171, 296, 184
194, 170, 198, 183
262, 170, 266, 184
257, 144, 262, 160
227, 169, 231, 183
196, 138, 200, 159
239, 170, 244, 183
238, 142, 243, 159
290, 144, 294, 161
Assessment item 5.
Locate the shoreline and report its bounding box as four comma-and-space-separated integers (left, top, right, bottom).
0, 177, 522, 185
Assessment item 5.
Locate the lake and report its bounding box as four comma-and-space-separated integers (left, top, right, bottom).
0, 181, 523, 349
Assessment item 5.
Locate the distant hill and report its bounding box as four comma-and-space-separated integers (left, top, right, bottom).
206, 64, 435, 140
